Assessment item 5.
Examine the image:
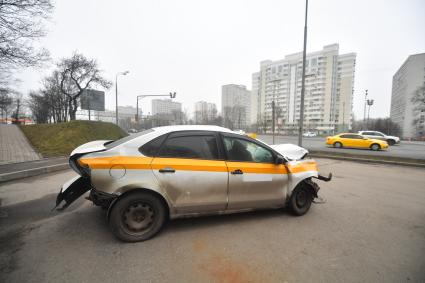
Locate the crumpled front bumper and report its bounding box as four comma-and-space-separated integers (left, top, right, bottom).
54, 176, 91, 211
316, 173, 332, 182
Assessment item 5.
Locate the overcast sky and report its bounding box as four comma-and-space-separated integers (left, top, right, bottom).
16, 0, 425, 119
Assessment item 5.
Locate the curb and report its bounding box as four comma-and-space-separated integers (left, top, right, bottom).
0, 163, 69, 183
309, 152, 425, 168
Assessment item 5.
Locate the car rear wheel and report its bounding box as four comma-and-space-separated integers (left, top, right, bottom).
371, 143, 381, 151
109, 192, 166, 242
289, 184, 313, 216
387, 139, 395, 146
333, 142, 342, 148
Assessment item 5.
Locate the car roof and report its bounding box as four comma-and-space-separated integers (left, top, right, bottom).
338, 133, 362, 135
152, 125, 234, 134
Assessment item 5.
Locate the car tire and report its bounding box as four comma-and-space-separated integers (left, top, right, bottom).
387, 139, 395, 146
371, 143, 381, 151
109, 192, 166, 242
289, 183, 313, 216
333, 142, 342, 148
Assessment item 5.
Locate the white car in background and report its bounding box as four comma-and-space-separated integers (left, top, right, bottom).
358, 131, 400, 146
303, 132, 317, 137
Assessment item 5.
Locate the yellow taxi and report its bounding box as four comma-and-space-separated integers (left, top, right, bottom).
326, 133, 388, 151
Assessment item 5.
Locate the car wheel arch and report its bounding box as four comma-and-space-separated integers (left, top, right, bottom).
107, 188, 171, 221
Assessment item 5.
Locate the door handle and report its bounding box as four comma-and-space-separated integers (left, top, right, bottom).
231, 169, 243, 175
159, 167, 175, 173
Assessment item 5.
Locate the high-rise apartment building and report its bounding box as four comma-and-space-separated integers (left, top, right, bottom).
222, 84, 251, 130
251, 44, 356, 133
194, 101, 217, 124
152, 99, 182, 115
390, 53, 425, 138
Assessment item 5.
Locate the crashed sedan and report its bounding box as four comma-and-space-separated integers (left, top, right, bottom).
55, 125, 331, 242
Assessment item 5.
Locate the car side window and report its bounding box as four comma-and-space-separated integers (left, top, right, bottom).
139, 134, 167, 157
157, 135, 219, 160
374, 132, 384, 137
223, 137, 274, 163
340, 134, 349, 138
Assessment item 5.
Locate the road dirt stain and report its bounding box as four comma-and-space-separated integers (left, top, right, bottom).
198, 254, 264, 283
193, 235, 266, 283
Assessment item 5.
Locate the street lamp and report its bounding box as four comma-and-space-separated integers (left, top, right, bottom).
366, 99, 374, 129
136, 92, 177, 123
298, 0, 308, 147
115, 70, 130, 125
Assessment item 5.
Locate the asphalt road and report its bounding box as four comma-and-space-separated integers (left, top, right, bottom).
258, 135, 425, 160
1, 159, 425, 282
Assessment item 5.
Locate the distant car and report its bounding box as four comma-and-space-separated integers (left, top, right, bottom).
303, 132, 317, 137
128, 129, 138, 134
358, 131, 400, 146
55, 125, 331, 242
326, 133, 388, 151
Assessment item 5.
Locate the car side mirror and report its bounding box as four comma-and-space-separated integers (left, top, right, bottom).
275, 156, 285, 165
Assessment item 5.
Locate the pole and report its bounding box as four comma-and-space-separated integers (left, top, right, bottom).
136, 96, 139, 122
272, 101, 275, 144
298, 0, 308, 147
363, 89, 368, 129
367, 105, 370, 129
115, 75, 118, 125
342, 101, 345, 132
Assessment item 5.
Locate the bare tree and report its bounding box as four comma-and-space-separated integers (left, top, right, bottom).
0, 0, 53, 74
42, 71, 68, 122
0, 89, 13, 122
57, 52, 112, 120
27, 90, 49, 123
10, 92, 23, 123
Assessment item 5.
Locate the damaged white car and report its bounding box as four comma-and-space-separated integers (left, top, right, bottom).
55, 125, 331, 242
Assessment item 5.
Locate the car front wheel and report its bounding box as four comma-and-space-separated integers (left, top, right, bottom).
333, 142, 342, 148
109, 192, 166, 242
289, 184, 313, 216
387, 139, 395, 146
371, 143, 381, 151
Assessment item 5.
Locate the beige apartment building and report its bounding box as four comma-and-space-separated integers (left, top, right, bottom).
251, 44, 356, 134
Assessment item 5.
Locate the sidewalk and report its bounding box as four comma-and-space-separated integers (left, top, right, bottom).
0, 124, 41, 165
0, 157, 68, 183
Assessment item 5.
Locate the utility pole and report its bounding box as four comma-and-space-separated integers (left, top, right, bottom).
367, 99, 374, 129
298, 0, 308, 147
342, 101, 345, 132
272, 101, 275, 144
363, 89, 368, 129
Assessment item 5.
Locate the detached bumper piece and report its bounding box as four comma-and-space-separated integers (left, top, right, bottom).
54, 176, 91, 211
316, 173, 332, 182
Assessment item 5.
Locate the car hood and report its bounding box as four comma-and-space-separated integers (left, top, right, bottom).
269, 143, 309, 160
70, 140, 112, 156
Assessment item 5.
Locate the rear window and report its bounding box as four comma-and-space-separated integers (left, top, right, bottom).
157, 135, 219, 160
105, 129, 154, 149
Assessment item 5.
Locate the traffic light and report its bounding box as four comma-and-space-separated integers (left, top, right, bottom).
169, 92, 176, 98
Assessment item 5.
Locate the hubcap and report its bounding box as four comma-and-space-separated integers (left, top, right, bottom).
296, 190, 307, 207
122, 202, 155, 233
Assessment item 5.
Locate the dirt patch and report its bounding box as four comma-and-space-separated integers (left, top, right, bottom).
199, 254, 264, 283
